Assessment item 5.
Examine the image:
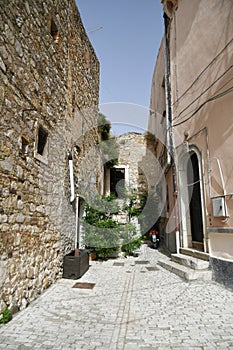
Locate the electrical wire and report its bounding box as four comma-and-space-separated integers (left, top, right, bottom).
173, 85, 233, 127
173, 75, 233, 124
173, 64, 233, 121
186, 179, 200, 187
173, 37, 233, 105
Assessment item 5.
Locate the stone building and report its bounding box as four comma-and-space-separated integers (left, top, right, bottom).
105, 133, 147, 196
104, 132, 159, 234
0, 0, 100, 313
149, 0, 233, 287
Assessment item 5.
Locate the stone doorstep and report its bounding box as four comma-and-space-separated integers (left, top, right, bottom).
171, 253, 210, 270
180, 247, 209, 261
158, 259, 212, 281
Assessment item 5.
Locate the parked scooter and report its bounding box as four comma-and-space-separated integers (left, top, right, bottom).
149, 229, 160, 249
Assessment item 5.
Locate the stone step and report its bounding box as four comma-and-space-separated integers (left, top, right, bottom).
180, 248, 209, 261
158, 259, 212, 281
171, 253, 210, 270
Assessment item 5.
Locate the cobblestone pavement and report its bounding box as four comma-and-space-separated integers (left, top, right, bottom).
0, 245, 233, 350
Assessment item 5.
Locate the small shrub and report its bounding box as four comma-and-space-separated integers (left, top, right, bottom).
120, 223, 143, 255
82, 194, 120, 259
0, 308, 12, 324
121, 236, 143, 255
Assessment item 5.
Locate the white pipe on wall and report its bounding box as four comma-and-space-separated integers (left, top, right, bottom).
67, 150, 75, 203
75, 195, 79, 249
69, 159, 75, 203
214, 157, 226, 196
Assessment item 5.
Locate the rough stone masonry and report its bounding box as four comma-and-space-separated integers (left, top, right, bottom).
0, 0, 100, 314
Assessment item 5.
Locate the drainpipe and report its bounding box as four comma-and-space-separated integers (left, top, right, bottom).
164, 12, 180, 253
67, 150, 75, 203
75, 194, 80, 250
67, 150, 80, 255
164, 15, 171, 167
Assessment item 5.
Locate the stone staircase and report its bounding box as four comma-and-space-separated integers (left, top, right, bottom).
158, 248, 212, 281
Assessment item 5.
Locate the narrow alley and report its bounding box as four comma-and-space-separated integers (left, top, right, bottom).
0, 245, 232, 350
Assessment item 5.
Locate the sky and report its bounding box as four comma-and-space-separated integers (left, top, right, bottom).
76, 0, 164, 134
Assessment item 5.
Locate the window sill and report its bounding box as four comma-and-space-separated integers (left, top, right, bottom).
34, 152, 48, 165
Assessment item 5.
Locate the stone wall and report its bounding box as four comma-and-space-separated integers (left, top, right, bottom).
112, 132, 158, 233
0, 0, 100, 314
116, 132, 157, 193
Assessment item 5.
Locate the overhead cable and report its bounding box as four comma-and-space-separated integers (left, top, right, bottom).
173, 86, 233, 127
173, 37, 233, 105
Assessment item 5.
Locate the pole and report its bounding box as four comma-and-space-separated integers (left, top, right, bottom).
74, 194, 80, 256
164, 12, 180, 253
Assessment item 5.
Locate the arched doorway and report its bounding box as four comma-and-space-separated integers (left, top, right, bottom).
178, 148, 205, 252
187, 152, 204, 250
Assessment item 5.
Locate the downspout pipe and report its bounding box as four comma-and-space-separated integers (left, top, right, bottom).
163, 12, 180, 253
164, 12, 172, 167
67, 150, 75, 203
164, 13, 178, 193
75, 194, 80, 250
67, 150, 80, 253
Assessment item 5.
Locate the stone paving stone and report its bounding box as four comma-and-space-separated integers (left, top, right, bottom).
0, 245, 233, 349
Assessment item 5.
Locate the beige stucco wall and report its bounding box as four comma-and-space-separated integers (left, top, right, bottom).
169, 0, 233, 258
149, 0, 233, 258
209, 232, 233, 261
148, 39, 166, 159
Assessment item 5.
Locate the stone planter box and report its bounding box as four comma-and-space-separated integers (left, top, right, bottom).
62, 249, 89, 279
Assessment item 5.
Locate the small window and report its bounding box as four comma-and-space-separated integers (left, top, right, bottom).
50, 18, 60, 43
21, 136, 29, 155
37, 126, 48, 156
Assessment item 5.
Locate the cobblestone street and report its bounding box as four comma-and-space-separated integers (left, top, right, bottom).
0, 245, 233, 350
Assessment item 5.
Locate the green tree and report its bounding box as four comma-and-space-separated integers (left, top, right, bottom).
98, 113, 111, 141
82, 194, 120, 259
98, 113, 119, 167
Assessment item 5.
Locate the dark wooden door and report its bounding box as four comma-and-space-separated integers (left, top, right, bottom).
110, 168, 125, 197
187, 153, 204, 248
